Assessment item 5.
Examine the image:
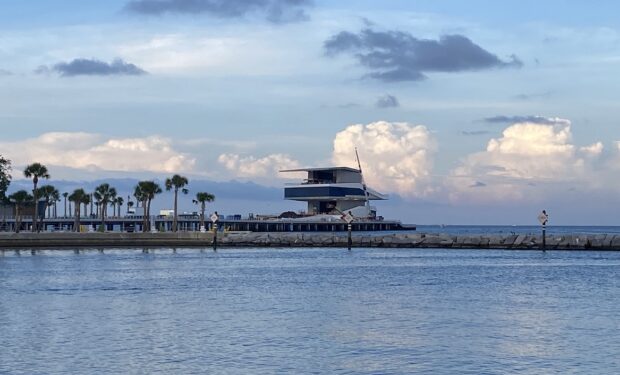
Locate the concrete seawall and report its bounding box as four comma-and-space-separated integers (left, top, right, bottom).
0, 232, 215, 248
1, 232, 620, 250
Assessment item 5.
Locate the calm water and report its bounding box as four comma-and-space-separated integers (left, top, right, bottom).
415, 225, 620, 235
1, 248, 619, 374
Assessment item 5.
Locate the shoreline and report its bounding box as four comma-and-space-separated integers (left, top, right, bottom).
1, 232, 620, 250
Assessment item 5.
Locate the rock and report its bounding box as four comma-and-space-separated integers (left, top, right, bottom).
392, 236, 411, 246
610, 235, 620, 249
423, 235, 443, 248
488, 235, 504, 247
558, 236, 571, 249
503, 235, 518, 247
590, 235, 606, 249
513, 234, 527, 247
439, 238, 454, 247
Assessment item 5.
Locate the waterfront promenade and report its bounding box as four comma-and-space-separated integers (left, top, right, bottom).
1, 231, 620, 250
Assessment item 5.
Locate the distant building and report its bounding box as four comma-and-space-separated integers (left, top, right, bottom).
280, 167, 386, 217
0, 203, 13, 218
0, 200, 45, 219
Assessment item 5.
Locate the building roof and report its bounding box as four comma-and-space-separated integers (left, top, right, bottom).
280, 167, 360, 173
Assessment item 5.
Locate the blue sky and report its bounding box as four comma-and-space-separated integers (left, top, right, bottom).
2, 0, 620, 224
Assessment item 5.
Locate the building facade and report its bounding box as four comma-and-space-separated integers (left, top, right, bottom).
281, 167, 386, 218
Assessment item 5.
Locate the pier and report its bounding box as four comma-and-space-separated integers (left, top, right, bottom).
0, 216, 406, 233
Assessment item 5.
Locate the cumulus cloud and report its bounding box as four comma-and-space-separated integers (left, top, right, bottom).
37, 58, 147, 77
483, 115, 564, 125
449, 118, 604, 202
375, 94, 399, 108
332, 121, 436, 197
0, 132, 194, 173
124, 0, 312, 23
580, 142, 604, 157
324, 27, 522, 82
218, 153, 301, 178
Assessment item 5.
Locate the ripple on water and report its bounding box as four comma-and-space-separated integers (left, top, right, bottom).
1, 248, 620, 374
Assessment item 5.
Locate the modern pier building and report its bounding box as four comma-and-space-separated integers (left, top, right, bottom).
281, 167, 387, 218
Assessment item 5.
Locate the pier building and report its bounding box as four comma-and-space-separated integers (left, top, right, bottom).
281, 167, 386, 218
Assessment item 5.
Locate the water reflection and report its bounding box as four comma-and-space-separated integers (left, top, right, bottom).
1, 248, 619, 374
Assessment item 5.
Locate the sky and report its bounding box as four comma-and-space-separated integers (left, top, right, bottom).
2, 0, 620, 225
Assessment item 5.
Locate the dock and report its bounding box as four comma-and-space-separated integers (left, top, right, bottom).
0, 216, 407, 233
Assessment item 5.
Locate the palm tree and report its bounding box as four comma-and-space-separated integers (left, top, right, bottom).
37, 185, 59, 223
8, 190, 33, 233
115, 196, 124, 217
94, 183, 117, 230
82, 194, 91, 220
165, 174, 189, 232
193, 192, 215, 231
134, 185, 146, 230
135, 181, 162, 232
111, 197, 116, 217
109, 189, 118, 218
53, 190, 60, 218
23, 163, 50, 232
68, 188, 88, 232
62, 192, 68, 217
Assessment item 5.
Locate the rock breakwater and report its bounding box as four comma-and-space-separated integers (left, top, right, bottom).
1, 232, 620, 250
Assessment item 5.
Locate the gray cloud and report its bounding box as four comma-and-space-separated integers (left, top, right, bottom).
337, 102, 360, 109
513, 91, 552, 100
375, 94, 399, 108
461, 130, 491, 136
324, 27, 522, 82
124, 0, 312, 23
483, 115, 558, 125
38, 58, 147, 77
319, 102, 360, 109
0, 69, 12, 76
469, 181, 487, 188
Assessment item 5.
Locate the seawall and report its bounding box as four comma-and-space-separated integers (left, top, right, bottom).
1, 232, 620, 250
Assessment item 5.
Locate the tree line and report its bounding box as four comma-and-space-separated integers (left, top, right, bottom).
0, 156, 215, 233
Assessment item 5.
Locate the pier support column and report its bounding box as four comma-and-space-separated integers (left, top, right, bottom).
212, 223, 218, 251
348, 223, 352, 250
537, 210, 549, 252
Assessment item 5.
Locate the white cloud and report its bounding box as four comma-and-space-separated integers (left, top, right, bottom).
218, 153, 301, 178
116, 27, 327, 76
580, 142, 604, 156
331, 121, 436, 197
448, 119, 604, 202
0, 132, 195, 174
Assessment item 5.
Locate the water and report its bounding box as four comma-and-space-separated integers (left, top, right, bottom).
1, 248, 619, 374
415, 225, 620, 235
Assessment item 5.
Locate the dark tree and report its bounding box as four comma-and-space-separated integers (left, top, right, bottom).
0, 155, 11, 203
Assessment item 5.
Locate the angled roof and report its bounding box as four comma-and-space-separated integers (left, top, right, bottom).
280, 167, 360, 173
